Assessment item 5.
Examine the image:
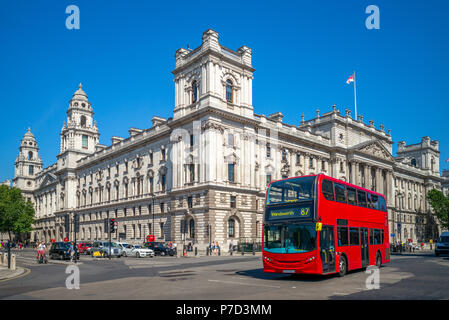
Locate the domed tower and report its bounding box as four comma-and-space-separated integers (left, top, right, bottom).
60, 83, 99, 154
13, 128, 43, 199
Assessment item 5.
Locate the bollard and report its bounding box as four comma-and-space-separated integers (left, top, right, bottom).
206, 247, 209, 256
253, 245, 255, 256
10, 254, 16, 271
230, 247, 233, 256
241, 245, 244, 256
195, 247, 198, 256
0, 253, 2, 266
7, 243, 11, 269
218, 247, 221, 256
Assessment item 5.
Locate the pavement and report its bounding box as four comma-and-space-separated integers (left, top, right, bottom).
0, 265, 27, 282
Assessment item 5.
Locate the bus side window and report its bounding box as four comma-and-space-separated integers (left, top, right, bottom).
367, 193, 374, 209
334, 183, 346, 203
347, 187, 357, 205
321, 179, 334, 201
349, 227, 360, 245
378, 196, 387, 212
357, 190, 367, 207
369, 228, 374, 245
374, 229, 381, 244
371, 194, 379, 210
337, 226, 349, 246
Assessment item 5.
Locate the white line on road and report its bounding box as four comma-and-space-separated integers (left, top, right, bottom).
208, 279, 281, 289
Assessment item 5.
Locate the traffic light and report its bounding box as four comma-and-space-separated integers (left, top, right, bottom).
74, 214, 80, 233
110, 218, 116, 233
64, 214, 70, 233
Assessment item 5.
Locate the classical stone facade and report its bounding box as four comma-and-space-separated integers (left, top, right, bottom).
10, 29, 444, 249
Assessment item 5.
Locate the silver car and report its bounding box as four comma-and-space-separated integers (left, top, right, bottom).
91, 241, 123, 258
122, 244, 154, 258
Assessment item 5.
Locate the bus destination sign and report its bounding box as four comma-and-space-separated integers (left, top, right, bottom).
267, 205, 313, 221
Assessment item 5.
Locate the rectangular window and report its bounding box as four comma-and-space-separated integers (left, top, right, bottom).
160, 203, 165, 213
82, 135, 88, 149
161, 149, 166, 161
160, 222, 164, 237
266, 174, 272, 186
266, 145, 271, 158
374, 229, 381, 245
334, 183, 346, 203
349, 227, 360, 245
228, 164, 235, 182
321, 179, 334, 201
161, 175, 166, 192
337, 226, 349, 246
190, 134, 194, 147
29, 165, 34, 175
228, 134, 234, 147
188, 196, 193, 208
357, 190, 367, 207
367, 193, 379, 210
230, 196, 236, 208
378, 196, 387, 212
149, 153, 153, 165
347, 187, 357, 205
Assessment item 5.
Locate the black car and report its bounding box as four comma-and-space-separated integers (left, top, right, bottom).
144, 242, 174, 256
49, 242, 80, 260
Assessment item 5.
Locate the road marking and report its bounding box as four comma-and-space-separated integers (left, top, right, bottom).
208, 279, 281, 289
0, 267, 30, 283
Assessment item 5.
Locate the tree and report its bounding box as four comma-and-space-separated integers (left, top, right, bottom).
427, 189, 449, 231
0, 185, 36, 241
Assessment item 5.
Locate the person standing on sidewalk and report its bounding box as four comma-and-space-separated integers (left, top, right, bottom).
68, 241, 75, 262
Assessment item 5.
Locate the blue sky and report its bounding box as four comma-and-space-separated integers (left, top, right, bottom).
0, 0, 448, 182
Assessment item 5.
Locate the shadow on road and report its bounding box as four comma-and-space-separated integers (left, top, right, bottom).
235, 268, 337, 282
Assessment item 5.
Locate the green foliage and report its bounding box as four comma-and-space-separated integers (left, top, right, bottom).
0, 185, 36, 240
427, 189, 449, 230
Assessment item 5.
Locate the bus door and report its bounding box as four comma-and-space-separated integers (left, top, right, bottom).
361, 228, 369, 267
319, 225, 335, 273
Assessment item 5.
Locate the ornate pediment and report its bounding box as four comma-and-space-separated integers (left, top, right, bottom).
353, 140, 394, 161
39, 173, 57, 188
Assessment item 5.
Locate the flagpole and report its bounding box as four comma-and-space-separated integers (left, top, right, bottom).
353, 71, 357, 120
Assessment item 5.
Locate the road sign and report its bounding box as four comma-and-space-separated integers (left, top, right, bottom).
391, 233, 395, 238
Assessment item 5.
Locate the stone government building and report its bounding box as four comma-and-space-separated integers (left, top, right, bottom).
9, 30, 444, 249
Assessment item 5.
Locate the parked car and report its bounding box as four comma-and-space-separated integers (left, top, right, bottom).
49, 242, 80, 260
435, 232, 449, 256
77, 242, 92, 254
143, 242, 174, 256
122, 244, 155, 258
91, 241, 123, 258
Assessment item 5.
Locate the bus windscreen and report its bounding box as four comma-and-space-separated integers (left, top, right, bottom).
267, 176, 316, 205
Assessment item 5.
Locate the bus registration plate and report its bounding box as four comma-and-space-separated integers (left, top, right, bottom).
282, 270, 295, 274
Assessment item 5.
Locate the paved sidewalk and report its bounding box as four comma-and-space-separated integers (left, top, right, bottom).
0, 266, 27, 281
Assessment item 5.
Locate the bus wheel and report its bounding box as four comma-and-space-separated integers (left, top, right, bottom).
338, 255, 347, 277
376, 253, 382, 268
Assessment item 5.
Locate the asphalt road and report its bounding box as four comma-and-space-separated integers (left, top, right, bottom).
1, 249, 449, 300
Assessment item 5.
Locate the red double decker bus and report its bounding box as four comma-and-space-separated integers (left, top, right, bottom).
262, 174, 390, 276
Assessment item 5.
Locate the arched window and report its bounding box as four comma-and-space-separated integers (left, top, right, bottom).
226, 79, 233, 103
80, 115, 87, 128
411, 158, 417, 167
192, 80, 198, 103
28, 151, 33, 160
189, 219, 195, 239
228, 218, 235, 238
